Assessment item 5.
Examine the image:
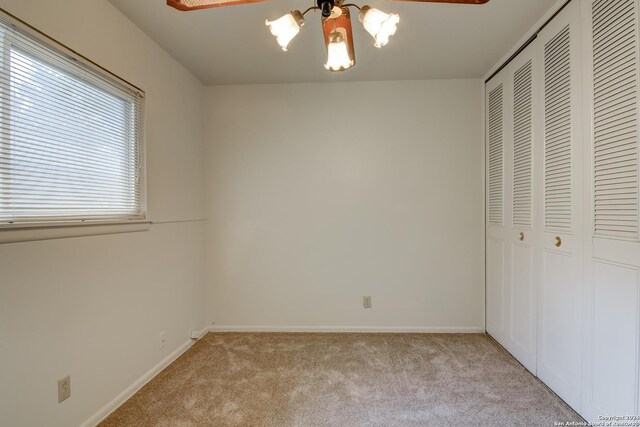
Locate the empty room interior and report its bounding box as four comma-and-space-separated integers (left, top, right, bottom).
0, 0, 639, 425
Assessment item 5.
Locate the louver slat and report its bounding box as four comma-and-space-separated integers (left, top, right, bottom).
513, 61, 533, 229
593, 0, 639, 239
488, 84, 504, 225
544, 26, 573, 233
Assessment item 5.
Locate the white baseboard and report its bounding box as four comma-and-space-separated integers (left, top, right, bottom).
81, 331, 207, 427
208, 325, 485, 333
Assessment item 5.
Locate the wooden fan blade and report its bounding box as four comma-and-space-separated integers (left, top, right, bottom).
392, 0, 489, 4
167, 0, 269, 11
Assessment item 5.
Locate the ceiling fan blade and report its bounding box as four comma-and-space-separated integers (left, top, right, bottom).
391, 0, 489, 3
167, 0, 269, 11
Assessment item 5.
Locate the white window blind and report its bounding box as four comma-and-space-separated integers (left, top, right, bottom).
0, 14, 145, 225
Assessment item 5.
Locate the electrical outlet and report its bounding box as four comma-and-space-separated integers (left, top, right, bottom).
159, 331, 166, 349
58, 375, 71, 403
363, 296, 372, 309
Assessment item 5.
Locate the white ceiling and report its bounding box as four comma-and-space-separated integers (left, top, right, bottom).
109, 0, 556, 85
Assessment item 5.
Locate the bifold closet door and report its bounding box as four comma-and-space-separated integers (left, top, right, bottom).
536, 0, 584, 410
486, 41, 539, 375
581, 0, 640, 420
486, 71, 510, 345
506, 42, 538, 375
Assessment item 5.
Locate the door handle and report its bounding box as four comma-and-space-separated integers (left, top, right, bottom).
519, 232, 525, 241
554, 236, 562, 247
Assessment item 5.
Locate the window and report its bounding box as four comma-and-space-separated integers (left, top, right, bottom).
0, 13, 145, 226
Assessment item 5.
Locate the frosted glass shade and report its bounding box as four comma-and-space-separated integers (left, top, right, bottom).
359, 6, 399, 48
265, 11, 305, 51
324, 30, 354, 71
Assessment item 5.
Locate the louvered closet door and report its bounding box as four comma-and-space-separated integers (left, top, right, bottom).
581, 0, 640, 421
506, 42, 538, 375
486, 72, 511, 344
536, 0, 584, 410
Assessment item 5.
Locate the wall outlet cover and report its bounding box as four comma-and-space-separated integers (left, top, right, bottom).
363, 296, 372, 309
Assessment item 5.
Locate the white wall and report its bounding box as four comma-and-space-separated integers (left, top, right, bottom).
0, 1, 207, 426
204, 80, 484, 331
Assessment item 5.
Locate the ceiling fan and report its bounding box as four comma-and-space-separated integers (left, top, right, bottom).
167, 0, 489, 72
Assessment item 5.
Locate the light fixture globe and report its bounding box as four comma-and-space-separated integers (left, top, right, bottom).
324, 30, 354, 71
265, 10, 305, 51
359, 6, 399, 48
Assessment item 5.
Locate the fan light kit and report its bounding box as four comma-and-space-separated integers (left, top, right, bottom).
167, 0, 489, 72
265, 1, 399, 71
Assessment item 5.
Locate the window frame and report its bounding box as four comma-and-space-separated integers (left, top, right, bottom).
0, 8, 148, 241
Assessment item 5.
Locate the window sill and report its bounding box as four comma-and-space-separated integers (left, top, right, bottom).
0, 220, 151, 244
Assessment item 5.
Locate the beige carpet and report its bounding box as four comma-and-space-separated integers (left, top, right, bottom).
101, 333, 582, 426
